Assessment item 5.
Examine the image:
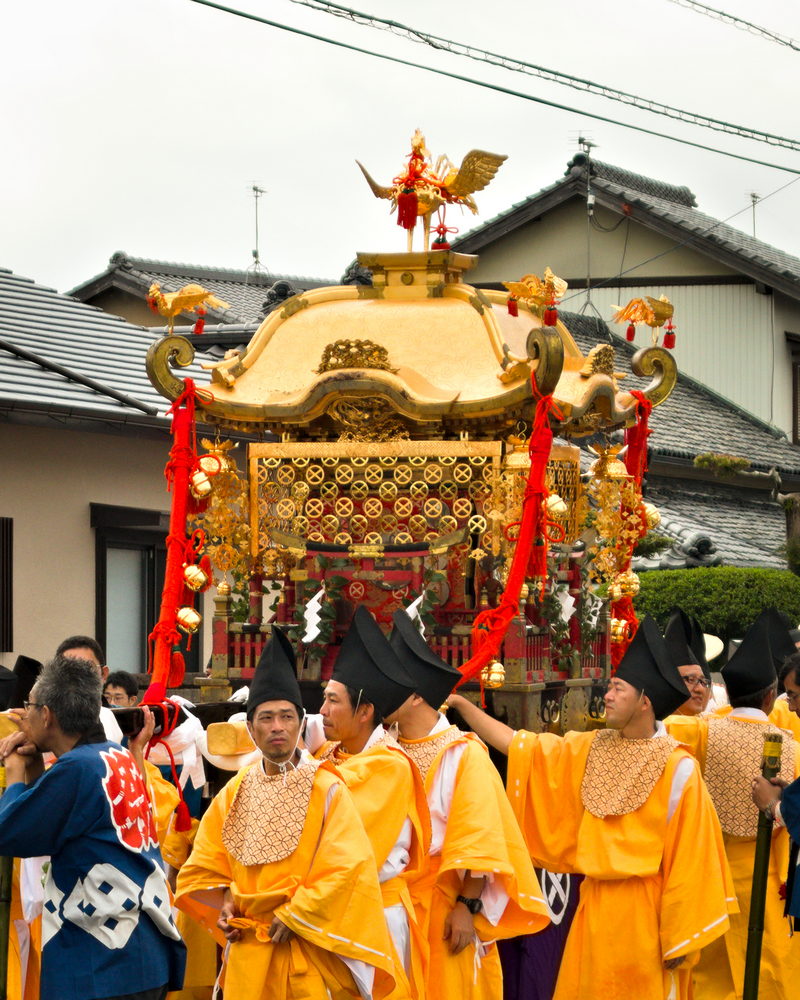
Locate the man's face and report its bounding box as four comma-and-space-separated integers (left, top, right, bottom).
22, 685, 49, 752
604, 677, 645, 729
62, 647, 109, 683
104, 684, 137, 707
677, 664, 711, 715
247, 700, 301, 764
320, 680, 361, 744
785, 670, 800, 718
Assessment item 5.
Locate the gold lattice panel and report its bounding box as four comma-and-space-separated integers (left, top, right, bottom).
544, 443, 584, 544
249, 441, 502, 559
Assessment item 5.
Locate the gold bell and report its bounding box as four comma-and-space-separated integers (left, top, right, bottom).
481, 659, 506, 689
176, 606, 202, 634
198, 452, 226, 476
217, 579, 232, 596
642, 502, 661, 530
183, 563, 210, 592
545, 493, 568, 519
610, 569, 640, 601
189, 468, 213, 499
610, 618, 633, 644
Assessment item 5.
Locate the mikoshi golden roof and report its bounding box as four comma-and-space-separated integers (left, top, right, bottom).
146, 251, 676, 437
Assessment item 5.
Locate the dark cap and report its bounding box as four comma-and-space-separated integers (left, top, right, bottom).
10, 655, 42, 709
389, 609, 462, 709
614, 616, 689, 720
722, 609, 780, 699
332, 606, 416, 718
246, 627, 303, 719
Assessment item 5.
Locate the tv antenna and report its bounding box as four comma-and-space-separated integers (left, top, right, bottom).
248, 184, 270, 278
748, 192, 760, 237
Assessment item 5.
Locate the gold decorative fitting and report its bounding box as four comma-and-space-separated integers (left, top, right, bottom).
608, 570, 640, 602
481, 660, 506, 689
183, 563, 210, 592
316, 339, 397, 374
216, 580, 232, 596
176, 607, 202, 634
545, 493, 568, 519
610, 618, 633, 644
643, 502, 661, 530
189, 468, 214, 499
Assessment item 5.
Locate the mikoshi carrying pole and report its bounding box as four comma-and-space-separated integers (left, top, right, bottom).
743, 731, 784, 1000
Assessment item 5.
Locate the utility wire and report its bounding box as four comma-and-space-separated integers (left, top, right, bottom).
559, 171, 800, 305
187, 0, 800, 176
666, 0, 800, 52
283, 0, 800, 151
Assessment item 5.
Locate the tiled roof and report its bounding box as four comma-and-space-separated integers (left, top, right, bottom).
638, 476, 788, 570
0, 267, 255, 426
562, 311, 800, 477
69, 252, 336, 323
453, 156, 800, 300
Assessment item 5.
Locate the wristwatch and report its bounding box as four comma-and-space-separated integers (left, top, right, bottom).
456, 894, 483, 915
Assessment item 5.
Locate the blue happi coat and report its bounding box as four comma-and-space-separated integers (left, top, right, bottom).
0, 740, 185, 1000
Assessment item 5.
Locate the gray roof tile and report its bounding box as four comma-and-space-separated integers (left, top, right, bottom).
70, 252, 336, 323
454, 156, 800, 298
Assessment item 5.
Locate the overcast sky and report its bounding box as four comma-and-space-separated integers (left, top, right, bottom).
5, 0, 800, 294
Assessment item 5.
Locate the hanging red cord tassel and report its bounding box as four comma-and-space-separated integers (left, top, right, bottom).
457, 377, 563, 690
543, 298, 558, 326
626, 323, 636, 342
193, 307, 206, 335
663, 320, 676, 349
609, 390, 653, 668
507, 296, 519, 317
146, 711, 192, 832
396, 189, 418, 230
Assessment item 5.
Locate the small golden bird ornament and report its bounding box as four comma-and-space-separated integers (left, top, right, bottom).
146, 282, 231, 333
612, 295, 676, 347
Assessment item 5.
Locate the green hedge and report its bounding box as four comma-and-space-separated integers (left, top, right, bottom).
633, 567, 800, 645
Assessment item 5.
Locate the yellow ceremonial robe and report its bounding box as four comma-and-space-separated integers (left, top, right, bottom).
665, 713, 800, 1000
318, 739, 431, 1000
176, 759, 397, 1000
400, 727, 550, 1000
507, 728, 736, 1000
770, 697, 800, 741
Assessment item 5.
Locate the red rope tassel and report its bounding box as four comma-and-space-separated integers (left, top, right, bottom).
397, 190, 418, 230
458, 379, 562, 689
609, 390, 653, 667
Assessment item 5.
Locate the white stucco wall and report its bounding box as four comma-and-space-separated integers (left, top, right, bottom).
0, 421, 212, 669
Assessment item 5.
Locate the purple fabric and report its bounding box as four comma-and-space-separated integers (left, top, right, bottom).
500, 870, 582, 1000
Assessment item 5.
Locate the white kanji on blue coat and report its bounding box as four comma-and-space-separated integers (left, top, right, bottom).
62, 863, 141, 948
41, 868, 64, 949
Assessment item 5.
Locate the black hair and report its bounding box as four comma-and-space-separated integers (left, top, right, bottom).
780, 652, 800, 691
34, 656, 102, 735
728, 681, 778, 710
55, 635, 105, 665
104, 671, 138, 698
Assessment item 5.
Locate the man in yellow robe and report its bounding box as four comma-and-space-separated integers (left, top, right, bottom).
175, 629, 397, 1000
303, 605, 431, 1000
385, 609, 550, 1000
449, 616, 737, 1000
666, 609, 800, 1000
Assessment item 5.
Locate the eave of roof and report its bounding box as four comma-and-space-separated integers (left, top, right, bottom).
452, 158, 800, 302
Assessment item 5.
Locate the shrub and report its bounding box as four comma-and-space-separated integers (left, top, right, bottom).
633, 566, 800, 645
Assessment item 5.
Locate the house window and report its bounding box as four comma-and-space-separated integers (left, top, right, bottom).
92, 505, 200, 675
0, 518, 11, 652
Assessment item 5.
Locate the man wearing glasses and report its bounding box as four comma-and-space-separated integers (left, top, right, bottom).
666, 609, 800, 1000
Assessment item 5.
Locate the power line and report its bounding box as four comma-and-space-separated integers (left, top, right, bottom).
186, 0, 800, 176
666, 0, 800, 52
559, 171, 800, 305
284, 0, 800, 152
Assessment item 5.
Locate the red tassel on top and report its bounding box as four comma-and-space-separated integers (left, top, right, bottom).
192, 307, 206, 335
663, 321, 676, 349
507, 296, 519, 317
543, 304, 558, 327
396, 190, 418, 230
626, 323, 636, 342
